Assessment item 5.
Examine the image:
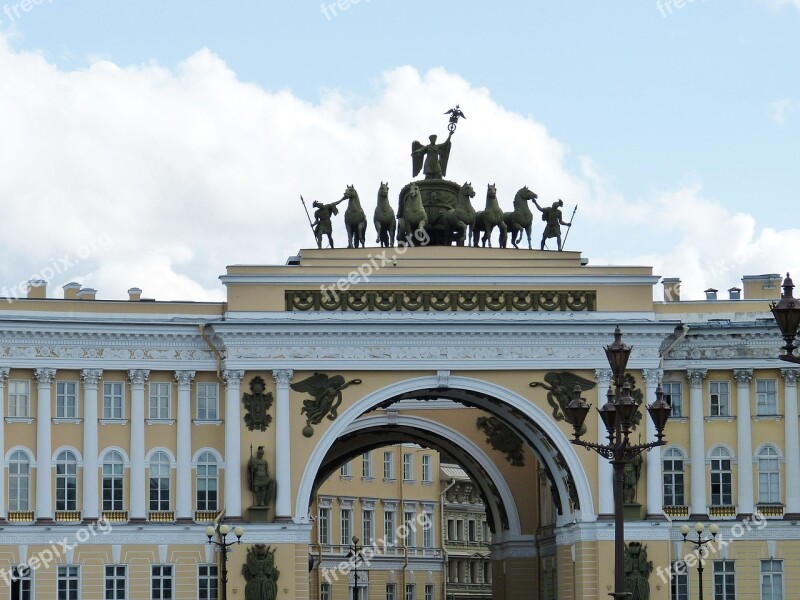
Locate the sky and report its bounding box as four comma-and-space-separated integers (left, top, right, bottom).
0, 1, 798, 302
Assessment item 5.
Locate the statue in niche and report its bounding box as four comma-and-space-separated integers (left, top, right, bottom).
529, 372, 597, 436
622, 452, 643, 504
624, 542, 653, 600
243, 544, 280, 600
242, 376, 274, 432
290, 373, 363, 437
247, 446, 275, 507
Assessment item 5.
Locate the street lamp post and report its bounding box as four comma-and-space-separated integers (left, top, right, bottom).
346, 535, 365, 600
770, 274, 800, 364
563, 326, 672, 600
205, 523, 245, 600
680, 522, 719, 600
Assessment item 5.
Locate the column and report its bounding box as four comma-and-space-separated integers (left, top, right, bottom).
733, 369, 754, 516
223, 370, 244, 519
643, 369, 664, 518
175, 371, 195, 522
273, 369, 294, 521
595, 369, 614, 516
80, 369, 102, 521
687, 369, 708, 518
0, 368, 9, 521
782, 369, 800, 517
34, 368, 56, 522
128, 369, 149, 522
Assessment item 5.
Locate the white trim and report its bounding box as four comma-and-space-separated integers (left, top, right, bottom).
5, 445, 36, 465
706, 444, 736, 463
192, 447, 224, 467
754, 442, 783, 461
100, 447, 130, 467
145, 447, 177, 467
662, 445, 689, 459
220, 273, 662, 286
52, 446, 84, 465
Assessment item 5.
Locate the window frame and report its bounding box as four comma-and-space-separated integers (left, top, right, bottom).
56, 449, 79, 512
761, 559, 783, 600
709, 381, 730, 417
383, 451, 395, 480
663, 448, 686, 507
671, 560, 689, 600
102, 451, 125, 512
198, 563, 218, 600
421, 455, 432, 483
9, 565, 33, 600
196, 451, 219, 512
710, 448, 733, 506
756, 379, 778, 416
362, 508, 374, 544
8, 379, 30, 418
403, 453, 413, 481
318, 506, 331, 545
757, 446, 781, 505
57, 564, 80, 600
340, 506, 353, 545
196, 383, 219, 421
148, 382, 172, 420
103, 381, 125, 420
151, 564, 174, 600
149, 451, 171, 512
56, 380, 79, 419
104, 564, 127, 600
663, 381, 683, 418
362, 452, 373, 479
8, 450, 31, 511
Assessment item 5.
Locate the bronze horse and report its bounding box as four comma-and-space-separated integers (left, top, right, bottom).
499, 186, 539, 249
373, 181, 396, 248
342, 185, 367, 249
473, 184, 506, 247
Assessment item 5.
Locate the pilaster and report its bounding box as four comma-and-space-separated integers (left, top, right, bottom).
223, 370, 245, 518
80, 369, 102, 521
782, 369, 800, 517
128, 369, 149, 522
595, 369, 614, 517
175, 370, 195, 522
642, 368, 664, 518
733, 369, 754, 516
0, 368, 9, 521
34, 368, 56, 522
273, 369, 294, 521
687, 369, 708, 519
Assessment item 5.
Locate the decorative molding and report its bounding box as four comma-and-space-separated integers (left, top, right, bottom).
686, 369, 708, 387
437, 370, 450, 388
174, 370, 196, 387
286, 289, 597, 312
476, 416, 524, 467
0, 367, 9, 383
595, 368, 613, 388
642, 369, 663, 387
272, 369, 294, 387
127, 369, 150, 386
781, 369, 800, 385
733, 369, 754, 386
222, 369, 245, 387
34, 367, 56, 385
80, 368, 103, 388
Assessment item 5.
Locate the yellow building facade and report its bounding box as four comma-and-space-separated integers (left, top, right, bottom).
0, 246, 796, 600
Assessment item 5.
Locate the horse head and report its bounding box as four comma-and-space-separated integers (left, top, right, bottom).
377, 181, 390, 203
519, 185, 538, 202
460, 181, 475, 200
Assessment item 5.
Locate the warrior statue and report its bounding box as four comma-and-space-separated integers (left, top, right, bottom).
247, 446, 275, 507
411, 132, 453, 180
311, 197, 346, 249
533, 198, 572, 251
242, 544, 279, 600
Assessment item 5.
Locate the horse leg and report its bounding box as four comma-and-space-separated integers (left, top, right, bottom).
526, 225, 532, 250
390, 218, 396, 247
374, 218, 382, 244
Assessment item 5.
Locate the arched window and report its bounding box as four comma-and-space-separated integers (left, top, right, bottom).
662, 448, 685, 507
149, 451, 171, 512
8, 450, 31, 511
710, 447, 733, 506
56, 450, 78, 511
102, 451, 125, 512
758, 446, 781, 504
196, 451, 218, 512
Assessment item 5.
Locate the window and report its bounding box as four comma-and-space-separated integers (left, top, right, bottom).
386, 584, 397, 600
341, 507, 353, 545
149, 451, 171, 511
671, 561, 688, 600
758, 446, 781, 504
710, 447, 733, 506
149, 382, 171, 419
761, 560, 783, 600
384, 508, 397, 546
447, 519, 455, 542
56, 450, 78, 511
422, 455, 432, 482
8, 450, 30, 511
468, 520, 477, 542
757, 380, 778, 416
482, 521, 490, 543
105, 565, 126, 600
456, 519, 464, 540
663, 382, 683, 417
709, 381, 730, 417
103, 382, 125, 419
57, 565, 79, 600
404, 510, 416, 546
403, 453, 413, 481
713, 560, 735, 600
483, 561, 492, 584
663, 448, 686, 507
151, 565, 173, 600
9, 565, 32, 600
425, 584, 434, 600
8, 380, 30, 417
102, 451, 124, 511
341, 462, 352, 477
320, 583, 331, 600
196, 451, 218, 511
197, 383, 218, 421
56, 381, 78, 418
384, 451, 395, 480
363, 509, 374, 544
318, 506, 331, 544
362, 452, 373, 478
423, 512, 434, 548
198, 564, 218, 600
405, 584, 416, 600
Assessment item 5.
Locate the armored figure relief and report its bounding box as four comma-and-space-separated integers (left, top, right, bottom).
624, 542, 653, 600
242, 376, 274, 431
290, 373, 363, 437
247, 446, 275, 507
623, 452, 643, 504
242, 544, 279, 600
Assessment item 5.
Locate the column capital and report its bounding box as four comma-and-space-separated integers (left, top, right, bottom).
733, 369, 753, 386
127, 369, 150, 387
686, 369, 707, 387
0, 367, 9, 383
272, 369, 294, 387
34, 368, 57, 385
781, 369, 800, 385
642, 369, 664, 387
595, 369, 613, 388
174, 370, 196, 388
223, 369, 245, 387
80, 369, 103, 388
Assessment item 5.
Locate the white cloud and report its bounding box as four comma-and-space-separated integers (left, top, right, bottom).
760, 0, 800, 11
769, 98, 796, 125
0, 34, 796, 304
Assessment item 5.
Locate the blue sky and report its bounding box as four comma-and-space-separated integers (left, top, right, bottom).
0, 1, 798, 300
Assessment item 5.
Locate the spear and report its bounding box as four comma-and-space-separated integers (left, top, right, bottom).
561, 204, 578, 250
300, 195, 317, 241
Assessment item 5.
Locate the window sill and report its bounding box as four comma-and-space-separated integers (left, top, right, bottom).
4, 417, 34, 424
146, 419, 176, 426
704, 416, 736, 422
100, 419, 129, 426
753, 414, 783, 422
52, 418, 82, 424
192, 419, 223, 426
403, 479, 415, 485
361, 476, 374, 482
340, 475, 353, 481
383, 478, 396, 484
668, 417, 688, 423
422, 481, 434, 486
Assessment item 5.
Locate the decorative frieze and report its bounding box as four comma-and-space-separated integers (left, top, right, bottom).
286, 289, 597, 312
